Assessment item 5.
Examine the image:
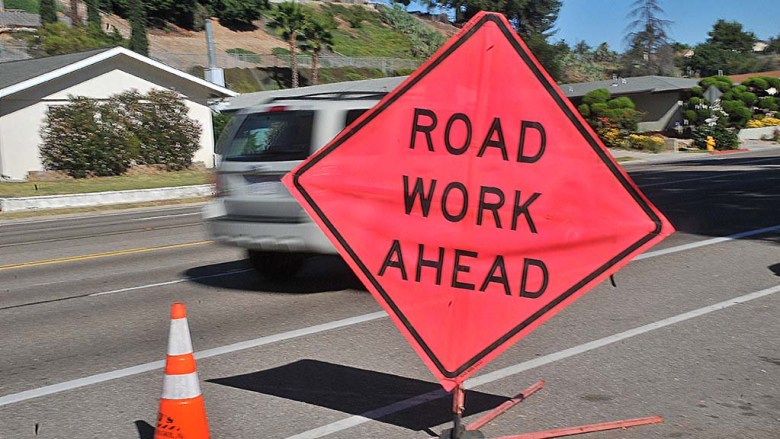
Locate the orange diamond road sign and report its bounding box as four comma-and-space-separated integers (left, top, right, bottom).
283, 12, 674, 391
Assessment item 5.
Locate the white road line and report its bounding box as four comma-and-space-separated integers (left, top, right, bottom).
1, 223, 778, 406
635, 224, 780, 260
0, 312, 386, 407
287, 283, 780, 439
88, 269, 253, 296
0, 209, 199, 226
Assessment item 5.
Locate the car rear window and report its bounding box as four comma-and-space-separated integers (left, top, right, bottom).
221, 110, 315, 162
345, 109, 368, 127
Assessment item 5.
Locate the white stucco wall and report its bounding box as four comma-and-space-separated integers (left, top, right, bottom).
0, 102, 48, 181
0, 69, 216, 180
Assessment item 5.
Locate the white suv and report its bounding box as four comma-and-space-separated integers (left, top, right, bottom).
202, 92, 384, 279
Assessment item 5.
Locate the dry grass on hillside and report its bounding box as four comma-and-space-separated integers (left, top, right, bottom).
55, 1, 459, 60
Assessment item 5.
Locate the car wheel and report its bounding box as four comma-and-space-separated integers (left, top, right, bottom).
248, 250, 306, 280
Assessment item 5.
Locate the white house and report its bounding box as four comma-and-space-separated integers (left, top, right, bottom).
0, 46, 237, 181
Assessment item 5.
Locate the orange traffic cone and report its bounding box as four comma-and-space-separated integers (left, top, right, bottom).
154, 303, 210, 439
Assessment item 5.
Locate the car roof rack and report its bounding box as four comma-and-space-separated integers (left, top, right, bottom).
269, 91, 388, 102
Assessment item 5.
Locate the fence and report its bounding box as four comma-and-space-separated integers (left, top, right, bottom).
149, 51, 422, 75
0, 41, 421, 76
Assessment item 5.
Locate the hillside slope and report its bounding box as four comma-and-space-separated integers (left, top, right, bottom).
58, 0, 458, 66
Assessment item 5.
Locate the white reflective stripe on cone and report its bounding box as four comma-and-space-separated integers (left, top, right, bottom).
168, 318, 194, 356
162, 371, 202, 400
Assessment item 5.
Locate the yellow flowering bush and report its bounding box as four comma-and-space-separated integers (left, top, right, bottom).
626, 134, 665, 153
597, 127, 624, 148
746, 117, 780, 128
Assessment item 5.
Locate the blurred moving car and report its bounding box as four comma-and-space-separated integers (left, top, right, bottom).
202, 92, 385, 279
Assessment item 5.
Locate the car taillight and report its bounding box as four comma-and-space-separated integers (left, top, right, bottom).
268, 105, 287, 112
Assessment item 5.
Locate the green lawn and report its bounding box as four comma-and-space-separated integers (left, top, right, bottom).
5, 0, 38, 13
0, 170, 212, 198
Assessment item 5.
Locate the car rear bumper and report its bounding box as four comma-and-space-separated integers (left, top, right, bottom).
202, 200, 337, 254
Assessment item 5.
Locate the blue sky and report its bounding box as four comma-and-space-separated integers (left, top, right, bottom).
401, 0, 779, 52
552, 0, 780, 51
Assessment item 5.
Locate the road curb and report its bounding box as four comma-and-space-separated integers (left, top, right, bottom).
0, 185, 215, 213
709, 148, 750, 155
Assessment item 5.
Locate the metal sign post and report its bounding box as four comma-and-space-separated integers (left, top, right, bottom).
439, 382, 662, 439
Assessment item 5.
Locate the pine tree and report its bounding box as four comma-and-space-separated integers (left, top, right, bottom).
39, 0, 58, 24
87, 0, 101, 28
623, 0, 674, 75
128, 0, 149, 56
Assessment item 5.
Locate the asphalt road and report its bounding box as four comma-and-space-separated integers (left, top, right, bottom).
1, 149, 779, 438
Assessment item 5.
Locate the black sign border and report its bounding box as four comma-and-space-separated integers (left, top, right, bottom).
292, 13, 664, 379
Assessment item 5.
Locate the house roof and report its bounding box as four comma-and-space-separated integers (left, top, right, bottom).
0, 9, 41, 28
0, 46, 237, 99
559, 75, 699, 98
0, 48, 112, 90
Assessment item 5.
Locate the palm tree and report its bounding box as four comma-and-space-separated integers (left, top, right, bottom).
268, 2, 308, 88
300, 17, 334, 86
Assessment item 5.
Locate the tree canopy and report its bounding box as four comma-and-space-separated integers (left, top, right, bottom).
433, 0, 566, 81
622, 0, 674, 76
685, 19, 764, 76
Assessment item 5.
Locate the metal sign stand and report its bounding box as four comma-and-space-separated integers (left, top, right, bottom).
438, 381, 663, 439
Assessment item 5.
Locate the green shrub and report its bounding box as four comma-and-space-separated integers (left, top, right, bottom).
700, 75, 732, 92
41, 97, 135, 178
720, 100, 740, 113
120, 90, 202, 170
719, 99, 752, 127
40, 91, 202, 178
216, 0, 267, 26
738, 91, 757, 106
378, 4, 445, 59
608, 96, 635, 109
393, 68, 416, 76
732, 106, 753, 127
690, 86, 703, 97
29, 22, 125, 56
578, 89, 641, 132
227, 48, 263, 62
590, 102, 609, 115
691, 124, 738, 150
757, 96, 779, 111
684, 109, 698, 123
742, 77, 768, 90
697, 108, 714, 123
602, 108, 641, 131
582, 88, 610, 105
